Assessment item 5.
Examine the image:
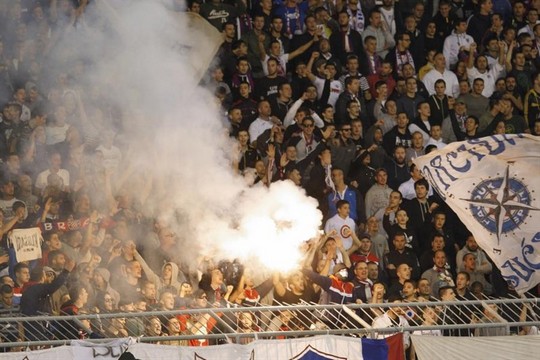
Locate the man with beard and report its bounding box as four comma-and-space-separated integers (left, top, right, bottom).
421, 250, 455, 297
383, 145, 410, 190
329, 11, 364, 66
503, 75, 524, 114
456, 235, 492, 275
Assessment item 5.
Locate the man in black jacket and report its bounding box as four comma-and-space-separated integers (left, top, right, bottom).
20, 260, 75, 341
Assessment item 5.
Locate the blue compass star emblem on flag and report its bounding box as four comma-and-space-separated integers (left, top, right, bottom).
462, 165, 540, 245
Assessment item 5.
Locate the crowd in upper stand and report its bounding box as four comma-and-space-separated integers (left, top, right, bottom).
0, 0, 539, 351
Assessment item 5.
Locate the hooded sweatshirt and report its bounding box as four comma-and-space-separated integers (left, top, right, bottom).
135, 252, 185, 295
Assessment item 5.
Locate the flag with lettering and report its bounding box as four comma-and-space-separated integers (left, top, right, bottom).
413, 134, 540, 293
9, 227, 43, 262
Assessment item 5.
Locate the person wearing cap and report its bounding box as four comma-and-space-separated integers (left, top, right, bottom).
349, 233, 379, 266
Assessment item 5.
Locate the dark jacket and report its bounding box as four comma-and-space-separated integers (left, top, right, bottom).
20, 270, 70, 316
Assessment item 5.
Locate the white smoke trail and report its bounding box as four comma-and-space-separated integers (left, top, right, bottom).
54, 0, 322, 273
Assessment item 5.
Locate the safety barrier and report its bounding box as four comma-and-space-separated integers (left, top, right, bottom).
0, 295, 538, 351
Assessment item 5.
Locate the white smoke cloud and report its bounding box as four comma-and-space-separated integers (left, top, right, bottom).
53, 0, 322, 273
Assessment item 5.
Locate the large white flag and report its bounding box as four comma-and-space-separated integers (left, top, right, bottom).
413, 134, 540, 293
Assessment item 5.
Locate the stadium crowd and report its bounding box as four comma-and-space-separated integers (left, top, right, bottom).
0, 0, 539, 352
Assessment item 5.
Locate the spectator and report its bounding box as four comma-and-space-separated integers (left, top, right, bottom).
422, 53, 460, 98
421, 250, 455, 298
329, 11, 364, 66
467, 0, 494, 45
372, 295, 411, 350
383, 145, 410, 190
456, 235, 493, 275
362, 9, 395, 59
442, 19, 474, 70
384, 231, 421, 282
364, 168, 393, 218
382, 112, 412, 155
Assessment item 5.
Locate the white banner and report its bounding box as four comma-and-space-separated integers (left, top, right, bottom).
0, 335, 403, 360
413, 134, 540, 293
412, 335, 540, 360
0, 335, 536, 360
9, 227, 43, 262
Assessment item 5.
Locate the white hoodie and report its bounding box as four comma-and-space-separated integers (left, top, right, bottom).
443, 30, 474, 69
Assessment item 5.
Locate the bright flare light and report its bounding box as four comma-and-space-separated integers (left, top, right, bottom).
220, 181, 322, 273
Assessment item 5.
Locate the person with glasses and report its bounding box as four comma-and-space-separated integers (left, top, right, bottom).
385, 33, 416, 79
290, 117, 321, 162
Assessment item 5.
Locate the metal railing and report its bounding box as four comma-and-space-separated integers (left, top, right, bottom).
0, 295, 539, 351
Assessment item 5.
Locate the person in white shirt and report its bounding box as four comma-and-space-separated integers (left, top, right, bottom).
425, 124, 447, 149
372, 296, 410, 349
34, 152, 70, 192
248, 100, 278, 145
466, 42, 506, 98
258, 33, 319, 77
306, 53, 343, 108
422, 53, 460, 98
324, 199, 357, 250
442, 19, 474, 69
398, 163, 433, 201
379, 0, 397, 37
